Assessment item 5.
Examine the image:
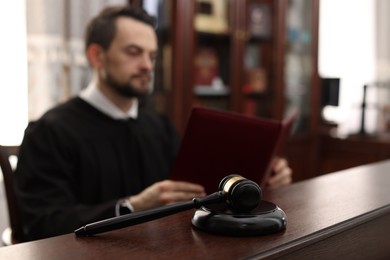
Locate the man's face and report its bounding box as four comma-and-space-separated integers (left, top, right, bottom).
100, 17, 157, 98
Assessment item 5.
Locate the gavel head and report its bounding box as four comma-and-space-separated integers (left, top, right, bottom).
218, 174, 262, 213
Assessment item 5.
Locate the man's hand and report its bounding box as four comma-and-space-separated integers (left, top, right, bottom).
129, 180, 206, 212
267, 157, 292, 189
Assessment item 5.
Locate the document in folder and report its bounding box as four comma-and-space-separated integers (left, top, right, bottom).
171, 107, 297, 194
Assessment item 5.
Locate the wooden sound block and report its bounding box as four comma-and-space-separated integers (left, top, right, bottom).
191, 201, 287, 236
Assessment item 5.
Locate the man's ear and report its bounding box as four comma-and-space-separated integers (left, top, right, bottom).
87, 44, 105, 68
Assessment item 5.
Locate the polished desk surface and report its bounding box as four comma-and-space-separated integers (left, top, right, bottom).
1, 160, 390, 259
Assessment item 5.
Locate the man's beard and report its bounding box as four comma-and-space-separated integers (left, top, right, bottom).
104, 70, 151, 98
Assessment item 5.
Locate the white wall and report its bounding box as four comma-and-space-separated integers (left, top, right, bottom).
319, 0, 376, 136
0, 1, 28, 145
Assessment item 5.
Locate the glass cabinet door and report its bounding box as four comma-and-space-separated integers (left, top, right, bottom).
192, 0, 232, 111
142, 0, 173, 115
242, 0, 275, 118
285, 0, 314, 134
148, 0, 318, 137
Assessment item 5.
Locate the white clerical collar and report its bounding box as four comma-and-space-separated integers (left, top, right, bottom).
79, 81, 138, 120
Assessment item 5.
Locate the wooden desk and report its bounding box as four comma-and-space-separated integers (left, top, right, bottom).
1, 160, 390, 259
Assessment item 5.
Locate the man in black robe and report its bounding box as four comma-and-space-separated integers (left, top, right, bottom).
15, 6, 292, 241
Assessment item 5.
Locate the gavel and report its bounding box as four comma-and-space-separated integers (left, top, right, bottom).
75, 174, 262, 236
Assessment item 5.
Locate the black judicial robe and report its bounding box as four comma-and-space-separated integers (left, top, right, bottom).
15, 97, 180, 241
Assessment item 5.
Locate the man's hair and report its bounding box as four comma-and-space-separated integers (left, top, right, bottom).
85, 5, 156, 51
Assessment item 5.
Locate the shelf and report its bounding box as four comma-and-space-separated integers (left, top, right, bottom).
194, 85, 230, 96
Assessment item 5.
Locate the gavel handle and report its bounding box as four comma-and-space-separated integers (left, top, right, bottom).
74, 191, 224, 236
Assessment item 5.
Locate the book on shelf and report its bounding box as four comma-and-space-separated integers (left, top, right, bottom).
193, 47, 230, 96
242, 68, 267, 94
195, 0, 229, 34
194, 47, 220, 86
248, 4, 271, 39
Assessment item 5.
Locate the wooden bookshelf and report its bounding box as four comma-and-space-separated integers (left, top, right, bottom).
131, 0, 321, 182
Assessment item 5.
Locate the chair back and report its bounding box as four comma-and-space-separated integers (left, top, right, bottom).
0, 145, 22, 244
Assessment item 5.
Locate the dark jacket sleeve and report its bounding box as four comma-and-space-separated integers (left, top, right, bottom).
15, 121, 117, 241
160, 114, 181, 168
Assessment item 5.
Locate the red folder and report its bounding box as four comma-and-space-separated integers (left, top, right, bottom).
171, 107, 297, 194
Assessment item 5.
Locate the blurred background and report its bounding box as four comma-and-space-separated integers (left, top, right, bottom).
0, 0, 389, 241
